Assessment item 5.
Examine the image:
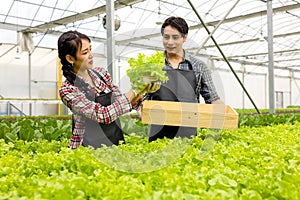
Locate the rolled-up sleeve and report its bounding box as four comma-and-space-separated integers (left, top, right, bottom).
188, 55, 220, 104
199, 66, 220, 104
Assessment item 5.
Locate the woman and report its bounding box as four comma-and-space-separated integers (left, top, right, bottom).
58, 30, 155, 149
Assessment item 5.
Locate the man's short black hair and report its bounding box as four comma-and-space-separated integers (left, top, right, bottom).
161, 16, 189, 36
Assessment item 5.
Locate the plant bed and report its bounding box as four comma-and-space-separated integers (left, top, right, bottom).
0, 122, 299, 199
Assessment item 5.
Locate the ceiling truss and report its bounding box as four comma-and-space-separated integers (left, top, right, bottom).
0, 0, 299, 76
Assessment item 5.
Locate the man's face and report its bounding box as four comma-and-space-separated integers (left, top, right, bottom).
162, 25, 187, 56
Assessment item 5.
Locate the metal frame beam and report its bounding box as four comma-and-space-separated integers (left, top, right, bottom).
116, 3, 300, 45
21, 0, 145, 33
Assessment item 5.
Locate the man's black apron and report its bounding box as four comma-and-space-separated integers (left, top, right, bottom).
149, 65, 198, 142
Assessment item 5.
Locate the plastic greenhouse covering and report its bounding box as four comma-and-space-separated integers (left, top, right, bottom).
0, 0, 300, 110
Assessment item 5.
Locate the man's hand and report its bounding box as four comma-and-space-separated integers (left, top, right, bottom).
139, 76, 162, 94
146, 81, 161, 93
137, 81, 161, 96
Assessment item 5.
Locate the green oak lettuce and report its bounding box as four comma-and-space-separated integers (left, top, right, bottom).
126, 51, 169, 91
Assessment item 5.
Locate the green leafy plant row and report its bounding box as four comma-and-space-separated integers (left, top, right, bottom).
0, 118, 72, 143
238, 112, 300, 127
1, 111, 300, 143
0, 122, 299, 199
236, 107, 300, 115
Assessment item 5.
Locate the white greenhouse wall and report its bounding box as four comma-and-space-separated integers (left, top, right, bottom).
0, 62, 57, 99
1, 52, 300, 116
291, 79, 300, 106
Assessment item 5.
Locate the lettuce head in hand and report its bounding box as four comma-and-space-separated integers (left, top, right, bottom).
126, 51, 169, 92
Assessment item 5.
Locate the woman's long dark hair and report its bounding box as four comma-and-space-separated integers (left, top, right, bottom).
58, 30, 94, 98
58, 30, 91, 84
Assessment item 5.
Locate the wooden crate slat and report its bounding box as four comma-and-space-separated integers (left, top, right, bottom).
141, 100, 238, 130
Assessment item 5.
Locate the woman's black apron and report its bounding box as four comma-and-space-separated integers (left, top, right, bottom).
149, 65, 198, 142
72, 86, 124, 149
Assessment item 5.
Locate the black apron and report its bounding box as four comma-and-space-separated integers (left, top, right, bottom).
149, 65, 198, 142
82, 91, 124, 148
72, 76, 124, 149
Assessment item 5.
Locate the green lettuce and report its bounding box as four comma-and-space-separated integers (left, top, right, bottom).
126, 51, 169, 91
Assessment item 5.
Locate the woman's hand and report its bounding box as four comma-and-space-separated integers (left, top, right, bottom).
126, 90, 140, 105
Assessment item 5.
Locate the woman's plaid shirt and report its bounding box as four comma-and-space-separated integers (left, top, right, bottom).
59, 66, 132, 149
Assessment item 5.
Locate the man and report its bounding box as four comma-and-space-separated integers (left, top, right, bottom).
145, 16, 223, 142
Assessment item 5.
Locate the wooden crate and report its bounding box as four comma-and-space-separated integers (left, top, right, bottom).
141, 100, 238, 130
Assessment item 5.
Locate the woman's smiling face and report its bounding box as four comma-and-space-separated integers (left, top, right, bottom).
72, 38, 94, 73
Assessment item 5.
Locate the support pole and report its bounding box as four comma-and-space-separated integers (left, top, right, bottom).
241, 65, 245, 109
289, 71, 293, 106
106, 0, 115, 79
57, 58, 63, 115
267, 0, 275, 114
29, 53, 31, 99
28, 52, 32, 115
187, 0, 261, 114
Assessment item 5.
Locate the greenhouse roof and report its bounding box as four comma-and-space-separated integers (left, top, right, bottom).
1, 0, 300, 77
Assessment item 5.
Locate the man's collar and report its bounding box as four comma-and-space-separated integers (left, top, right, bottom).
164, 49, 186, 62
